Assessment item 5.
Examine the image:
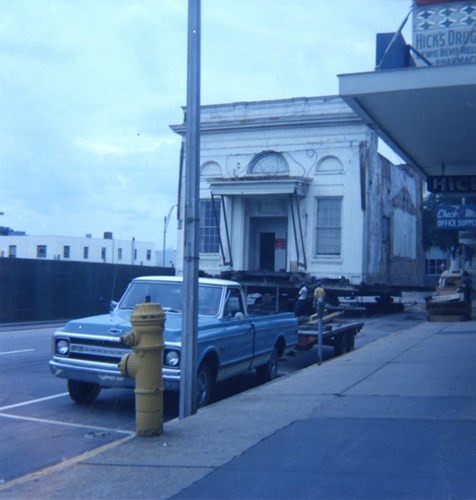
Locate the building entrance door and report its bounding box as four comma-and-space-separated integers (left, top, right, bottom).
259, 232, 275, 271
249, 216, 287, 272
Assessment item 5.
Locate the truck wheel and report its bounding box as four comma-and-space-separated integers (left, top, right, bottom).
257, 347, 279, 383
67, 380, 101, 404
197, 363, 214, 408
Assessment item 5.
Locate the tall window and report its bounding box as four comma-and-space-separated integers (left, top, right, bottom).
37, 245, 47, 258
315, 197, 342, 256
83, 246, 89, 259
118, 248, 123, 260
8, 245, 16, 258
101, 247, 106, 260
63, 246, 70, 259
200, 199, 220, 253
146, 249, 152, 261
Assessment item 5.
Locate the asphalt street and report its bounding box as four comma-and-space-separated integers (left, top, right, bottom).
0, 309, 427, 487
2, 307, 473, 499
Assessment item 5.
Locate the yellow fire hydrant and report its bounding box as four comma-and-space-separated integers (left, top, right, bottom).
118, 302, 165, 436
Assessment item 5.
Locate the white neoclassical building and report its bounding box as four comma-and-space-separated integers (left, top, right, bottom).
171, 96, 424, 287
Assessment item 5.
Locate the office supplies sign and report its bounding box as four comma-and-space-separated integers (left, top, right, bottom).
436, 205, 476, 229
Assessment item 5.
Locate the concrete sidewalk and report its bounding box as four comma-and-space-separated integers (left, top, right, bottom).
2, 317, 476, 499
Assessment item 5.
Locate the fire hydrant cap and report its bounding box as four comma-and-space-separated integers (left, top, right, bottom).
130, 303, 165, 322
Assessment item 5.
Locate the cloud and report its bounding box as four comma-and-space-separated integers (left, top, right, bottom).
74, 134, 176, 157
0, 0, 413, 248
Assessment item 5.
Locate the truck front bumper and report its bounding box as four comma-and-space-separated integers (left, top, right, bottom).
49, 358, 181, 392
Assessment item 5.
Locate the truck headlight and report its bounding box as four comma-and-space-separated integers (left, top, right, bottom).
165, 350, 180, 367
56, 339, 70, 356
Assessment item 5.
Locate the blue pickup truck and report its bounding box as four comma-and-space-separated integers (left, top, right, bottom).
49, 276, 297, 407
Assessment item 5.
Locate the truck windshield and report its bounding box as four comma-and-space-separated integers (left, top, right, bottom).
118, 281, 223, 317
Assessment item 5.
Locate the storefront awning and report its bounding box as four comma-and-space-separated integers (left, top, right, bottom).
339, 64, 476, 179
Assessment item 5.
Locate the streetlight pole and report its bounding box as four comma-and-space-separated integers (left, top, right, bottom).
162, 204, 177, 267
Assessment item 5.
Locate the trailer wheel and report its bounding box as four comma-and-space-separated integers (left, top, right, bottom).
256, 347, 279, 383
334, 334, 348, 356
67, 380, 101, 404
347, 332, 355, 352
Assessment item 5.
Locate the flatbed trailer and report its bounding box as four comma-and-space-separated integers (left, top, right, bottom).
297, 317, 364, 357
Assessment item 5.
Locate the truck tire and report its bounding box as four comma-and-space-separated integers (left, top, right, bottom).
256, 347, 279, 383
67, 380, 101, 404
197, 362, 214, 408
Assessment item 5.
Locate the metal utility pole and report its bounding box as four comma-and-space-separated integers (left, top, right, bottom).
180, 0, 201, 419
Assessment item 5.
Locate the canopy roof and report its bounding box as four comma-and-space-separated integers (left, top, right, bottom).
339, 64, 476, 179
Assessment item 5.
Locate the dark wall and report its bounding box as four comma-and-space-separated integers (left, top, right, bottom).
0, 258, 175, 323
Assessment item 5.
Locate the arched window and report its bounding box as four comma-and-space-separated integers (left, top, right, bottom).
315, 156, 343, 174
248, 151, 289, 175
201, 161, 222, 177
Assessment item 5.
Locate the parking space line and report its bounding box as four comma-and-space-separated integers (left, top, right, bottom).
0, 412, 134, 435
0, 392, 69, 412
0, 349, 34, 356
0, 433, 135, 494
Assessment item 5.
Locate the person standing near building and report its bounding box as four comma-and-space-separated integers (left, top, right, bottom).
438, 263, 448, 288
294, 284, 308, 317
461, 271, 472, 304
313, 280, 326, 319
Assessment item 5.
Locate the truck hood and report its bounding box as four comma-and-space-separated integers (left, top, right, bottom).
59, 309, 219, 344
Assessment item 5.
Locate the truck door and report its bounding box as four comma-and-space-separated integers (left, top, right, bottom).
218, 288, 254, 378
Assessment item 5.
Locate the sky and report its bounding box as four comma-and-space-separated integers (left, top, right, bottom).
0, 0, 414, 250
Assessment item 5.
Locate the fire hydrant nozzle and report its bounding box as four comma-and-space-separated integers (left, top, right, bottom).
120, 331, 136, 347
118, 302, 165, 436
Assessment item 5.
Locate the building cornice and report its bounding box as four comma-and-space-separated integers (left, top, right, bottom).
170, 95, 364, 136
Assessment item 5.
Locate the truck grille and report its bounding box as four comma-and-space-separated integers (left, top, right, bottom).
68, 338, 128, 364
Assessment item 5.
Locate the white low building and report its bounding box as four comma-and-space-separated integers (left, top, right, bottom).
171, 95, 424, 287
0, 232, 156, 266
